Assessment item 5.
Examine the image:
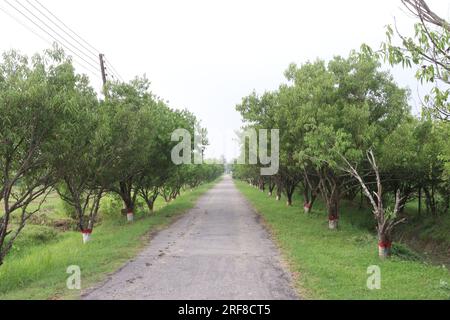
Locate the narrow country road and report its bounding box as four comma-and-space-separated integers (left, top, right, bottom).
83, 176, 298, 300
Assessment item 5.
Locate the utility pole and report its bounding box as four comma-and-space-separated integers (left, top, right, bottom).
99, 53, 107, 95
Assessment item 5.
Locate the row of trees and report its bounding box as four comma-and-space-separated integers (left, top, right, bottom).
234, 0, 450, 259
233, 52, 449, 258
0, 47, 223, 265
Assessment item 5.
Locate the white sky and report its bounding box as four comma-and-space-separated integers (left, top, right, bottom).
1, 0, 449, 160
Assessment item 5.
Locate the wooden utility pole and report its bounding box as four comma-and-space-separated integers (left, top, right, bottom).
99, 53, 107, 95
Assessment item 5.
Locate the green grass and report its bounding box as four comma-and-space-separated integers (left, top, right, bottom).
326, 197, 450, 265
343, 198, 450, 248
235, 181, 450, 300
0, 180, 219, 300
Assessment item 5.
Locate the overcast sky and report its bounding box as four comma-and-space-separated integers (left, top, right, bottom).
1, 0, 448, 160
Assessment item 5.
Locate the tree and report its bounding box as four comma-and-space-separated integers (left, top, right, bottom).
0, 43, 222, 264
101, 77, 165, 221
135, 97, 178, 213
364, 0, 450, 121
378, 118, 449, 216
287, 54, 409, 229
234, 52, 410, 229
0, 48, 76, 263
341, 150, 406, 259
236, 91, 302, 206
51, 72, 110, 243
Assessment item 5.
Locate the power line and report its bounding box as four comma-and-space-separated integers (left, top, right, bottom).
33, 0, 101, 56
105, 57, 124, 82
28, 1, 126, 83
9, 0, 99, 68
2, 0, 126, 86
3, 0, 100, 74
0, 4, 101, 80
104, 62, 120, 82
25, 0, 99, 58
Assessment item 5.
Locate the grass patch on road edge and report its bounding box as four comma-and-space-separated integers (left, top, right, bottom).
235, 180, 450, 300
0, 180, 219, 300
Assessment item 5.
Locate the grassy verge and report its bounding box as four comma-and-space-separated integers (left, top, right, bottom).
235, 180, 450, 300
340, 198, 450, 267
0, 180, 219, 300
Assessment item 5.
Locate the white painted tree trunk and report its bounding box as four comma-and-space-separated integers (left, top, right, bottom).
304, 204, 312, 213
378, 242, 392, 259
127, 211, 134, 222
328, 219, 339, 230
82, 231, 92, 244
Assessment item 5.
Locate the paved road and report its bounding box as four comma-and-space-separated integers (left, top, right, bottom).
83, 176, 298, 300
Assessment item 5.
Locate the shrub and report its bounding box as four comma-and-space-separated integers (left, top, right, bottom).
391, 243, 423, 262
100, 194, 124, 219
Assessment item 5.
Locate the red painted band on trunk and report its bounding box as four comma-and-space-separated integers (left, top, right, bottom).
82, 229, 92, 234
378, 242, 392, 249
328, 215, 339, 221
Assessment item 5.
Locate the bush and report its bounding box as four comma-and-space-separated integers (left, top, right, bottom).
392, 243, 423, 262
100, 194, 124, 219
135, 197, 147, 212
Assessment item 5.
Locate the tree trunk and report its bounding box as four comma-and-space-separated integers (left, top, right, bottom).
284, 179, 297, 207
259, 178, 265, 192
82, 229, 92, 244
119, 181, 136, 222
327, 194, 339, 230
147, 201, 155, 213
418, 187, 422, 217
378, 232, 392, 259
286, 192, 293, 207
303, 188, 317, 213
268, 182, 275, 197
267, 178, 274, 196
140, 188, 159, 215
79, 191, 103, 244
359, 186, 364, 209
77, 207, 92, 244
424, 186, 437, 216
285, 183, 295, 207
276, 188, 282, 201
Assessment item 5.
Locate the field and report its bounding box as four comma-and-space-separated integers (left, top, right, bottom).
235, 181, 450, 300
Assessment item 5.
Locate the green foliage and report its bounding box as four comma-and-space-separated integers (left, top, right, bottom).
0, 45, 92, 263
235, 52, 411, 216
365, 4, 450, 121
60, 199, 77, 220
99, 194, 124, 219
